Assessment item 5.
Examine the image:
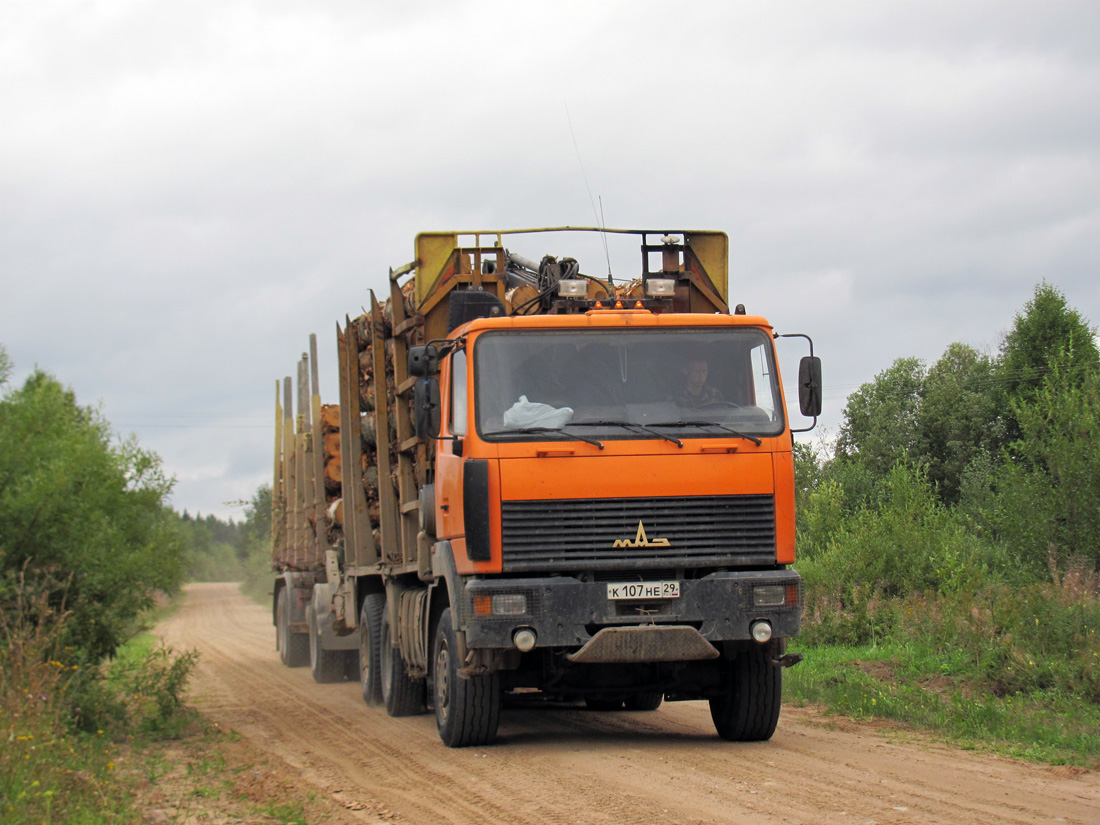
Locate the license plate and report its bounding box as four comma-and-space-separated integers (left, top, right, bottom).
606, 581, 680, 600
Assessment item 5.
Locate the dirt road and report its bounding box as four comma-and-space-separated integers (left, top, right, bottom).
157, 583, 1098, 825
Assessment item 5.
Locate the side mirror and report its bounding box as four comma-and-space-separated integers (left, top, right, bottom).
798, 356, 822, 418
414, 378, 441, 439
408, 345, 440, 378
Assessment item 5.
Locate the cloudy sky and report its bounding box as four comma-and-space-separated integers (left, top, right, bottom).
2, 1, 1098, 520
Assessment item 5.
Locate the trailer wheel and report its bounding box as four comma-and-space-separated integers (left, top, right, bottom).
277, 587, 308, 668
431, 607, 500, 747
380, 601, 425, 717
308, 605, 345, 684
358, 593, 385, 705
624, 693, 663, 711
709, 646, 781, 741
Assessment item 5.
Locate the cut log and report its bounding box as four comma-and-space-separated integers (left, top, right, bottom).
360, 412, 377, 446
359, 379, 375, 411
320, 404, 341, 432
323, 431, 341, 458
325, 455, 342, 488
358, 349, 374, 378
587, 280, 610, 300
506, 284, 540, 315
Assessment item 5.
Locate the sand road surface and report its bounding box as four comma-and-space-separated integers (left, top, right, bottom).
157, 583, 1098, 825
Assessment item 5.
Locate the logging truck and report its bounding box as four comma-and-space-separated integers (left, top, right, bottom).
271, 227, 821, 747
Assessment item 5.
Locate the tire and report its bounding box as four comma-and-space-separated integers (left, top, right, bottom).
277, 587, 308, 668
432, 607, 501, 747
358, 592, 385, 706
308, 605, 346, 684
381, 600, 425, 717
624, 692, 663, 711
709, 646, 782, 741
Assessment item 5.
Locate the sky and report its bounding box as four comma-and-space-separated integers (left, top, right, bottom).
2, 0, 1098, 521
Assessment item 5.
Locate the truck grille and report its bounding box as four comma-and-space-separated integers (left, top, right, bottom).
500, 494, 775, 573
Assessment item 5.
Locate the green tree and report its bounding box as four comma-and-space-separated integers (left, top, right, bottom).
240, 484, 272, 553
0, 368, 183, 661
174, 510, 245, 582
917, 343, 1000, 503
998, 282, 1099, 435
986, 362, 1100, 575
237, 484, 276, 601
832, 357, 925, 510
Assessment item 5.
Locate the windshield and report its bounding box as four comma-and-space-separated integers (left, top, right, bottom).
474, 328, 784, 441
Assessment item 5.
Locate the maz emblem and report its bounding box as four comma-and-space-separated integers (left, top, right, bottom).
613, 521, 670, 548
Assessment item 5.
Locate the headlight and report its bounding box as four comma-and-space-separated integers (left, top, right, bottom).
491, 593, 527, 615
753, 583, 800, 607
753, 585, 786, 607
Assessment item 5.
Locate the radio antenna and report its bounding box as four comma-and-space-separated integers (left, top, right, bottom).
565, 102, 614, 284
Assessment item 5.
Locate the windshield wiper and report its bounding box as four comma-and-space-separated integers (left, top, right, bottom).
573, 420, 683, 448
650, 420, 762, 446
487, 426, 605, 449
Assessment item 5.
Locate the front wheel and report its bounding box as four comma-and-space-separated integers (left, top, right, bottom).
709, 646, 781, 741
432, 607, 500, 748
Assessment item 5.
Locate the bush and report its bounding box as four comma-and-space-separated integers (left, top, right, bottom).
0, 370, 184, 663
914, 558, 1100, 702
76, 640, 198, 737
1, 572, 197, 823
800, 461, 989, 646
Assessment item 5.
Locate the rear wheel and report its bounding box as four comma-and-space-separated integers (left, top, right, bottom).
624, 692, 663, 711
380, 600, 425, 717
277, 587, 308, 668
432, 607, 500, 747
308, 605, 346, 684
358, 593, 384, 705
709, 646, 781, 741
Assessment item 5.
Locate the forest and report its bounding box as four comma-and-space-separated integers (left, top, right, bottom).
789, 282, 1099, 759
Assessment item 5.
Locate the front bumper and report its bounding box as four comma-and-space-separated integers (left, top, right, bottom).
461, 569, 801, 652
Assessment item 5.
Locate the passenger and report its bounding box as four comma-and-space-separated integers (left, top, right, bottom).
675, 357, 722, 407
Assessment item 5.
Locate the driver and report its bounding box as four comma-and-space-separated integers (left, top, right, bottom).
675, 357, 722, 407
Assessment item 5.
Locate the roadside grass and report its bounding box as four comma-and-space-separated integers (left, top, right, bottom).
786, 640, 1100, 767
121, 721, 336, 825
1, 595, 144, 825
2, 589, 337, 825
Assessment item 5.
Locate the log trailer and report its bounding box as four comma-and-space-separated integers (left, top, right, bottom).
271, 227, 821, 747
